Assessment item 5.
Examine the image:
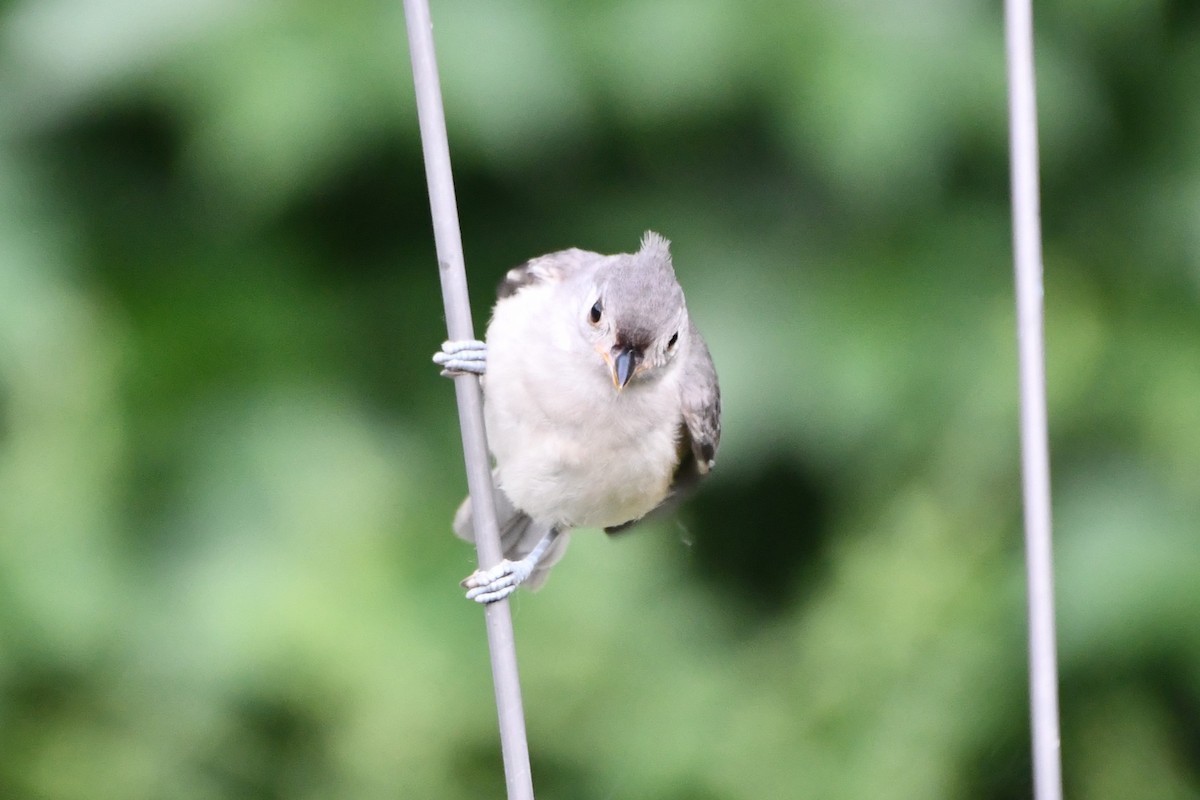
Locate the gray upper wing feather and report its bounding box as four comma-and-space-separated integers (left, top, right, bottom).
679, 322, 722, 475
497, 248, 604, 299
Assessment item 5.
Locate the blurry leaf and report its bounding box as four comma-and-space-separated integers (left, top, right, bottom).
437, 0, 590, 166
1056, 461, 1200, 665
1072, 691, 1200, 800
1, 0, 248, 128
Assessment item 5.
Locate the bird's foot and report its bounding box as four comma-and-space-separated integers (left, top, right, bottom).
433, 339, 487, 377
461, 558, 533, 604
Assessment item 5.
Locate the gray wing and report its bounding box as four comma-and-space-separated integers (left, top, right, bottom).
676, 322, 722, 483
496, 247, 605, 299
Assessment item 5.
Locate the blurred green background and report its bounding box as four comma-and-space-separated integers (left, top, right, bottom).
2, 0, 1199, 797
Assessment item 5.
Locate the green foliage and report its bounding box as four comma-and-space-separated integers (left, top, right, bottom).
1, 0, 1198, 797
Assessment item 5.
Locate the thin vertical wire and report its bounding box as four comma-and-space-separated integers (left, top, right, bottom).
402, 1, 535, 798
1005, 1, 1064, 798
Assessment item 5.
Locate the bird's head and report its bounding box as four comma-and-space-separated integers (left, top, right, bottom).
583, 232, 689, 391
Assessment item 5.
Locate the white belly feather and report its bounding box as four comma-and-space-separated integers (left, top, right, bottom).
482, 283, 681, 529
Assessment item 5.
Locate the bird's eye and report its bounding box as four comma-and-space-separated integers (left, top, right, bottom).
667, 331, 679, 349
589, 301, 603, 325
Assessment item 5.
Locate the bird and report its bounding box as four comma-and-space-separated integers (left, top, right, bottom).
433, 231, 721, 603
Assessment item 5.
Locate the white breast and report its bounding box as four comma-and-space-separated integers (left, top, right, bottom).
482, 284, 681, 529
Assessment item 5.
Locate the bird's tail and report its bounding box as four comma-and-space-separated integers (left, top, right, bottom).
452, 479, 570, 591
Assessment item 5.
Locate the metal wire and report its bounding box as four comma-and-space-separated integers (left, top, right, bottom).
402, 1, 535, 796
1005, 0, 1065, 797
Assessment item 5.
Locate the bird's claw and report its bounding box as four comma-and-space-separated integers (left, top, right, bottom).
433, 339, 487, 377
461, 559, 533, 604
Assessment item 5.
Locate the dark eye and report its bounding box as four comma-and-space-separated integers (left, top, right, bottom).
667, 331, 679, 349
589, 301, 603, 324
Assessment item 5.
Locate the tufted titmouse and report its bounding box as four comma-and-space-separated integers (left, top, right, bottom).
434, 232, 721, 603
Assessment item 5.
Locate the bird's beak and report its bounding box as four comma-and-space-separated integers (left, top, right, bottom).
611, 347, 642, 390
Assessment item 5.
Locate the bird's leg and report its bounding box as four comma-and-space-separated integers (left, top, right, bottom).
433, 339, 487, 377
462, 527, 560, 604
